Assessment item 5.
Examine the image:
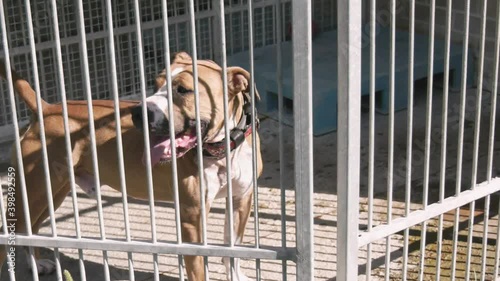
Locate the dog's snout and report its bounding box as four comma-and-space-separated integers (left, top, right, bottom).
131, 104, 158, 131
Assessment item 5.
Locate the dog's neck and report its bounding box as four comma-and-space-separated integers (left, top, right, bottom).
202, 92, 257, 159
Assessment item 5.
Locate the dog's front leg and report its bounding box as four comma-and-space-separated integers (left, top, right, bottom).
181, 204, 206, 281
223, 191, 253, 281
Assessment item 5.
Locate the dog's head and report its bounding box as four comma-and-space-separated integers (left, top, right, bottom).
131, 52, 257, 166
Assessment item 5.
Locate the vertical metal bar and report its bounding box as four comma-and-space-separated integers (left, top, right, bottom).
131, 0, 161, 279
487, 6, 500, 279
336, 0, 361, 280
3, 1, 44, 280
495, 198, 500, 278
127, 34, 135, 95
435, 1, 452, 280
160, 1, 185, 280
402, 0, 415, 279
365, 0, 376, 279
247, 1, 262, 280
487, 0, 500, 185
479, 196, 490, 281
133, 0, 157, 243
292, 0, 315, 280
385, 0, 396, 279
451, 0, 471, 279
152, 28, 159, 76
465, 1, 488, 280
261, 7, 265, 46
485, 8, 500, 279
214, 0, 237, 279
419, 1, 436, 280
49, 0, 83, 278
229, 1, 234, 55
187, 1, 210, 279
103, 1, 131, 280
74, 0, 99, 279
0, 172, 16, 281
275, 0, 287, 279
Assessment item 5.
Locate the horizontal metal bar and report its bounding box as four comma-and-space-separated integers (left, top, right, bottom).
359, 177, 500, 247
0, 235, 293, 260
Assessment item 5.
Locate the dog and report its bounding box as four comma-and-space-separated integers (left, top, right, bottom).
0, 51, 262, 281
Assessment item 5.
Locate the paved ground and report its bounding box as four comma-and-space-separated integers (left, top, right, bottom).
0, 81, 499, 280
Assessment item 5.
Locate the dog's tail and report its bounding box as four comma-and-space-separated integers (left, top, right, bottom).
0, 60, 48, 113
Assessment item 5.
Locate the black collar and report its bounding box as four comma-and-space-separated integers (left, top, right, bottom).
202, 94, 259, 159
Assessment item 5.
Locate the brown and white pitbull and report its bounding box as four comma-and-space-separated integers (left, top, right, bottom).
0, 52, 262, 281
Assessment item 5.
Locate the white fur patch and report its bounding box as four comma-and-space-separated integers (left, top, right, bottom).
171, 66, 184, 77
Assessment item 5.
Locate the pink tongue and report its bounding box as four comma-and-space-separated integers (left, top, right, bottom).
145, 138, 172, 167
143, 134, 198, 166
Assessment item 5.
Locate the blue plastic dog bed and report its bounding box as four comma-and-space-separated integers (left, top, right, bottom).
227, 25, 475, 136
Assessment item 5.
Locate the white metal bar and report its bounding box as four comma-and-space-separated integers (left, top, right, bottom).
14, 1, 58, 280
261, 7, 265, 46
160, 1, 185, 280
419, 1, 436, 279
465, 1, 488, 280
49, 0, 83, 278
275, 0, 287, 279
495, 198, 500, 278
229, 1, 234, 55
451, 0, 471, 279
488, 3, 500, 279
435, 1, 452, 280
131, 0, 160, 274
0, 235, 289, 259
479, 195, 490, 281
366, 0, 376, 279
247, 1, 262, 280
133, 0, 157, 244
359, 177, 500, 246
215, 0, 237, 280
0, 172, 16, 281
132, 0, 160, 279
336, 0, 361, 280
218, 0, 236, 246
487, 0, 500, 184
76, 0, 108, 279
187, 1, 210, 280
292, 0, 315, 280
402, 0, 415, 279
103, 0, 131, 280
385, 0, 396, 278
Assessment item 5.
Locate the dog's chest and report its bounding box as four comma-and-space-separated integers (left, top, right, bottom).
203, 141, 254, 200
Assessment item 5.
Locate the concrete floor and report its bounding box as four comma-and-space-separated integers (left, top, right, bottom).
0, 81, 499, 280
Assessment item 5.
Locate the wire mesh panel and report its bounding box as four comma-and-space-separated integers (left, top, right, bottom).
0, 0, 335, 132
355, 0, 500, 281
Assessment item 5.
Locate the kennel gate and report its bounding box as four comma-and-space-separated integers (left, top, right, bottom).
343, 0, 500, 281
0, 0, 316, 280
2, 0, 500, 280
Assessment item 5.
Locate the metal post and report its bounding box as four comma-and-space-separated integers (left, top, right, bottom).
337, 0, 361, 280
292, 1, 314, 280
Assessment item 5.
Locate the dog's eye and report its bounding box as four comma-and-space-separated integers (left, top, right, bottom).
177, 85, 192, 95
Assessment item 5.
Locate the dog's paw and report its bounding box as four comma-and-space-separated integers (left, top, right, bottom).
29, 259, 56, 275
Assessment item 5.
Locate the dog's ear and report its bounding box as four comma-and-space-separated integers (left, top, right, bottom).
154, 69, 167, 91
171, 51, 192, 64
227, 67, 260, 100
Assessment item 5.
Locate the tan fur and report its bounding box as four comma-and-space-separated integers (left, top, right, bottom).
0, 52, 263, 281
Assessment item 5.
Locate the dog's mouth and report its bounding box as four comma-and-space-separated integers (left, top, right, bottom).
143, 122, 208, 166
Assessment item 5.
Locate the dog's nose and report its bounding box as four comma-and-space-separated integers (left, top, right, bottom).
131, 104, 156, 130
131, 105, 144, 129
